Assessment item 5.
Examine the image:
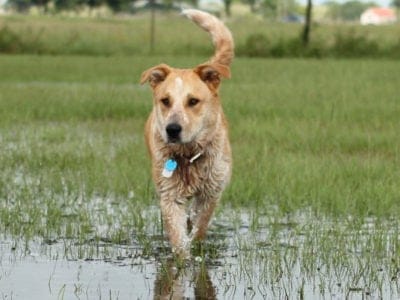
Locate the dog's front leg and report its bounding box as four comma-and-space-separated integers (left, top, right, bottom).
189, 194, 220, 241
160, 196, 190, 257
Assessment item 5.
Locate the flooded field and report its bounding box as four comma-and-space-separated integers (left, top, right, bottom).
2, 207, 400, 299
1, 56, 400, 299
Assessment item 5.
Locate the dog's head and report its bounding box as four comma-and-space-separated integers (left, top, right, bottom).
141, 63, 230, 144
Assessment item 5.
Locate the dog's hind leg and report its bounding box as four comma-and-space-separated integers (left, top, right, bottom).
160, 197, 191, 257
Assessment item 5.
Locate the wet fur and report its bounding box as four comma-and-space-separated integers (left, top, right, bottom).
141, 10, 234, 257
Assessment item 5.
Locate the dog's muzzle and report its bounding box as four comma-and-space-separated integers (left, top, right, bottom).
166, 123, 182, 143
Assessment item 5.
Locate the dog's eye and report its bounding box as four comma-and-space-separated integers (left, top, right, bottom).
160, 98, 170, 107
188, 98, 200, 107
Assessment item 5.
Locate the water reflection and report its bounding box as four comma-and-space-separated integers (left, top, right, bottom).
153, 259, 216, 300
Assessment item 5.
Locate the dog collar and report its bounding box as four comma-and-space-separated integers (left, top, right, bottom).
162, 152, 203, 178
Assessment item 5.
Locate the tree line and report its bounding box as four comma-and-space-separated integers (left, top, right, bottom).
6, 0, 400, 22
9, 0, 137, 12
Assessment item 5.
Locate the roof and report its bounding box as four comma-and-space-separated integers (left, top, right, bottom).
365, 7, 396, 17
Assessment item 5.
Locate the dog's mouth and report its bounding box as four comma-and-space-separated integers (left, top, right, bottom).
167, 137, 181, 144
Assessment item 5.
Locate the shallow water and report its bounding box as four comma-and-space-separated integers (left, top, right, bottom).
1, 209, 400, 299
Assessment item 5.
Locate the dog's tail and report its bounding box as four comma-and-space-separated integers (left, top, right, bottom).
182, 9, 234, 67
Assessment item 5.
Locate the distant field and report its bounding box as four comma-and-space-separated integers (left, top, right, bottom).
1, 13, 400, 57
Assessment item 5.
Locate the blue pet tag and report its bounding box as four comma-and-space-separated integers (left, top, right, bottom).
162, 159, 177, 178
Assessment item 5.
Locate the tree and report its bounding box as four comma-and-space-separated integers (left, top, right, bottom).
87, 0, 107, 8
392, 0, 400, 8
8, 0, 53, 11
278, 0, 300, 18
8, 0, 32, 11
247, 0, 258, 13
32, 0, 52, 8
302, 0, 312, 45
105, 0, 131, 11
54, 0, 85, 10
341, 0, 370, 20
262, 0, 300, 20
326, 1, 377, 21
325, 1, 340, 20
224, 0, 232, 16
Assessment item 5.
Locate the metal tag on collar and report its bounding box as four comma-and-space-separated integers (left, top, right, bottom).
162, 159, 178, 178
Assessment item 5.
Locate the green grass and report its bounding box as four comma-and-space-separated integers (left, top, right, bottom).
1, 56, 399, 227
226, 59, 400, 217
0, 54, 400, 297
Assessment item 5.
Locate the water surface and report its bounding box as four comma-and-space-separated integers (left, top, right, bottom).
1, 209, 399, 299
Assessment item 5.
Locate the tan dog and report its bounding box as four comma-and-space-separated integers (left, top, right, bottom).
140, 9, 234, 257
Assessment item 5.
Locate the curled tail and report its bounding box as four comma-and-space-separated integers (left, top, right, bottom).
182, 9, 234, 67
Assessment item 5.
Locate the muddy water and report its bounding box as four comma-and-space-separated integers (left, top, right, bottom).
1, 210, 399, 299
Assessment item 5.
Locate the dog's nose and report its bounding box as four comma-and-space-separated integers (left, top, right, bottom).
166, 123, 182, 140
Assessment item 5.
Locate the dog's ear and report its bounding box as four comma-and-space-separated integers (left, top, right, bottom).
140, 64, 171, 88
194, 63, 230, 91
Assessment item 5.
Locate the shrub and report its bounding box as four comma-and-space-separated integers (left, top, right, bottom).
239, 33, 270, 57
0, 26, 22, 54
331, 30, 380, 58
238, 33, 325, 58
387, 38, 400, 59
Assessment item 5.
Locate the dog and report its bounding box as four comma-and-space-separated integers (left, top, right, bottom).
140, 9, 234, 257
